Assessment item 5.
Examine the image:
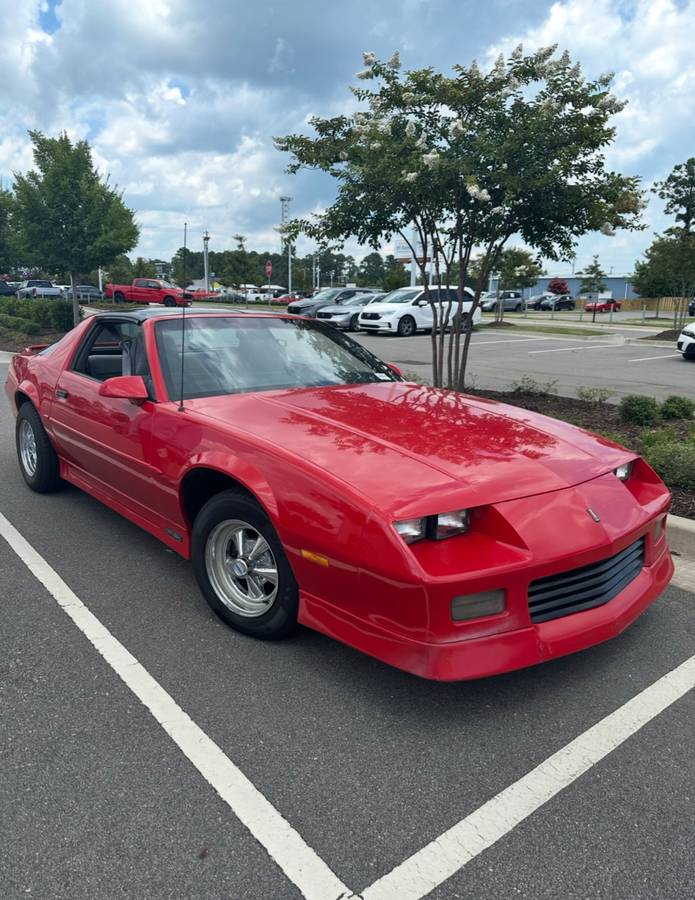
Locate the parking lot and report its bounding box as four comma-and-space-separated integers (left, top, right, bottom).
1, 356, 694, 900
354, 326, 694, 402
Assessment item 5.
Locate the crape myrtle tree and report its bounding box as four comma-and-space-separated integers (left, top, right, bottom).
547, 276, 569, 294
276, 47, 643, 389
13, 131, 138, 325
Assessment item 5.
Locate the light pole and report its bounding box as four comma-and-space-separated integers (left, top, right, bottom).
280, 196, 292, 294
202, 230, 210, 292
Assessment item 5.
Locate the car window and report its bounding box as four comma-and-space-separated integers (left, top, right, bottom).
155, 316, 399, 400
72, 320, 150, 385
382, 288, 421, 304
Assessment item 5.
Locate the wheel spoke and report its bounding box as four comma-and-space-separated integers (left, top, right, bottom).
245, 575, 264, 599
233, 528, 245, 558
248, 535, 270, 563
252, 566, 278, 586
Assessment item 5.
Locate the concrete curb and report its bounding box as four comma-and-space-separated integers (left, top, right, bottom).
0, 350, 14, 363
668, 513, 695, 559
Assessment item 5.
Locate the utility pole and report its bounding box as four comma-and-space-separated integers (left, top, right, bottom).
202, 230, 210, 292
280, 196, 292, 294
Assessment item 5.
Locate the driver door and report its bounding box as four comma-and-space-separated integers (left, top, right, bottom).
49, 320, 162, 517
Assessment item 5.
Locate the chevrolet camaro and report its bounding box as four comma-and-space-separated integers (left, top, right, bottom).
4, 309, 673, 680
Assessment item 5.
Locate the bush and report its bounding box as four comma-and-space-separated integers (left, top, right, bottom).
577, 386, 615, 405
618, 394, 660, 425
0, 313, 40, 334
660, 395, 695, 420
0, 296, 75, 331
644, 439, 695, 491
510, 375, 559, 396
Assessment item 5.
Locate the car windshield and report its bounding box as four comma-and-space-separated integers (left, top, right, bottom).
30, 280, 52, 287
344, 295, 371, 306
308, 289, 342, 302
380, 288, 421, 304
158, 280, 177, 289
155, 316, 399, 400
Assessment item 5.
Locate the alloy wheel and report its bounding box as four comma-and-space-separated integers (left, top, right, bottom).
204, 519, 279, 617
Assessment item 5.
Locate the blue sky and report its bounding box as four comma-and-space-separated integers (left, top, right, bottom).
2, 0, 694, 274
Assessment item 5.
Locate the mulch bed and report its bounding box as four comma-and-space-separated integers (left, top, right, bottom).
472, 389, 694, 520
0, 329, 66, 353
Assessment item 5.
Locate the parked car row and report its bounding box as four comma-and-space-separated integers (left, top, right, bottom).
677, 323, 695, 360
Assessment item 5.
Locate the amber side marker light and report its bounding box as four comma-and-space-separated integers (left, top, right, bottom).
301, 549, 330, 567
451, 590, 506, 622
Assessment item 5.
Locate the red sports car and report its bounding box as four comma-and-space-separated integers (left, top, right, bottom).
4, 309, 673, 680
584, 299, 621, 313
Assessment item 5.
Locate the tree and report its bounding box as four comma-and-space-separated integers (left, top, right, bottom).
0, 187, 17, 274
13, 132, 138, 324
133, 256, 156, 278
548, 277, 569, 294
357, 251, 385, 286
632, 234, 695, 329
579, 256, 606, 297
106, 254, 134, 284
653, 157, 695, 234
276, 48, 643, 389
496, 247, 543, 291
383, 254, 409, 290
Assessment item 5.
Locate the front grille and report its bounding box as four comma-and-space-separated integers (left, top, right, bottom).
528, 538, 645, 624
361, 312, 381, 320
316, 311, 332, 319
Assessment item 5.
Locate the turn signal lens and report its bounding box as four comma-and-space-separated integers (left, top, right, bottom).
614, 462, 632, 482
452, 590, 505, 622
435, 509, 470, 540
394, 517, 426, 544
654, 516, 666, 542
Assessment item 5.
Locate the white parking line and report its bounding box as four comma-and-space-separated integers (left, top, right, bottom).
627, 354, 682, 362
0, 512, 351, 900
527, 344, 611, 355
361, 652, 695, 900
471, 337, 552, 346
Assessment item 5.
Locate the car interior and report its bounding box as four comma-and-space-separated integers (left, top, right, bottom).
73, 322, 153, 392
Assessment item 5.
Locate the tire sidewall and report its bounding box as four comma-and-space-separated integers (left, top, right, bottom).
398, 315, 415, 336
16, 403, 61, 492
191, 490, 299, 639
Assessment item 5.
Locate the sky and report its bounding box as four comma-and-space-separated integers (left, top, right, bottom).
2, 0, 694, 275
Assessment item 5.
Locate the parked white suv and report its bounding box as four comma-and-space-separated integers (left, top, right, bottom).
677, 324, 695, 360
357, 286, 480, 336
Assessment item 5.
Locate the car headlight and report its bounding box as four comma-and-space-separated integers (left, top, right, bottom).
393, 517, 427, 544
614, 462, 632, 481
394, 509, 470, 544
682, 329, 695, 338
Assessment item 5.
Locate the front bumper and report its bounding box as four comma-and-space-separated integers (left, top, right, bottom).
678, 335, 695, 356
358, 318, 395, 332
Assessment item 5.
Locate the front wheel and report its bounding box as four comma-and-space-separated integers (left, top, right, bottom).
114, 291, 125, 302
192, 491, 299, 639
349, 314, 360, 331
515, 303, 522, 311
16, 403, 62, 493
397, 315, 416, 337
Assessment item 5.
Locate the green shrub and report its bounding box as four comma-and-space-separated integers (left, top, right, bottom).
644, 439, 695, 490
577, 386, 615, 405
0, 296, 75, 331
618, 394, 660, 425
660, 395, 695, 420
510, 375, 559, 396
0, 313, 40, 334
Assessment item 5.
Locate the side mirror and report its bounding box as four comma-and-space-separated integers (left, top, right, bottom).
387, 362, 403, 377
416, 298, 428, 307
98, 375, 149, 403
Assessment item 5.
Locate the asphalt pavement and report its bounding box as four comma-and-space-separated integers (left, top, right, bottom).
1, 362, 694, 900
353, 327, 694, 402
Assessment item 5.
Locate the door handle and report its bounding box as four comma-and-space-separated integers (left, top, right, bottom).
55, 388, 69, 399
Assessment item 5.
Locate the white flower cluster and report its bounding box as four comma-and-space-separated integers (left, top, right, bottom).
362, 51, 376, 66
511, 43, 523, 61
340, 151, 348, 160
449, 118, 465, 138
598, 95, 627, 113
492, 53, 505, 76
402, 91, 416, 103
467, 183, 491, 202
469, 59, 480, 77
370, 142, 382, 150
600, 222, 616, 236
388, 50, 401, 69
422, 151, 439, 168
559, 49, 570, 66
356, 69, 371, 80
405, 120, 417, 138
404, 172, 418, 183
536, 44, 558, 63
597, 71, 614, 86
415, 132, 427, 149
569, 62, 582, 79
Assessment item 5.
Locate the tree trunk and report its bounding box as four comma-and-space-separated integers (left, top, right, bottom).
70, 272, 80, 327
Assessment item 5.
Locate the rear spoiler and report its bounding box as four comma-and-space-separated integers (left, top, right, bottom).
22, 343, 49, 355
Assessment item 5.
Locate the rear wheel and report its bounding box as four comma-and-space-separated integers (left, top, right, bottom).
192, 490, 299, 639
163, 296, 176, 307
397, 315, 416, 337
16, 403, 61, 493
515, 302, 522, 311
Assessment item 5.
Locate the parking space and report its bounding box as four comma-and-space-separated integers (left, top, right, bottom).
354, 330, 694, 401
1, 363, 694, 900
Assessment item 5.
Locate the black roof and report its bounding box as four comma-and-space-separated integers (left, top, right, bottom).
93, 306, 258, 322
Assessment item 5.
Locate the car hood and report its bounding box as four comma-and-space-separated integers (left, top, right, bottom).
188, 383, 632, 517
359, 302, 412, 315
318, 304, 352, 315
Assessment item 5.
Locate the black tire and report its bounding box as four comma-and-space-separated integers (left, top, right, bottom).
397, 315, 416, 337
163, 296, 176, 307
515, 302, 522, 311
114, 291, 125, 302
16, 402, 61, 493
349, 314, 360, 331
192, 490, 299, 639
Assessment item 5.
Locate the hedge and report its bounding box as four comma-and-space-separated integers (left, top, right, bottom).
0, 297, 75, 331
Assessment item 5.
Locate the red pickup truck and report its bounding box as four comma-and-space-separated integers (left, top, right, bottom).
104, 278, 191, 307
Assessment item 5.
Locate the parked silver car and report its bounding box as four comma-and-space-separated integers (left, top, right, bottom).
315, 293, 384, 330
61, 284, 104, 301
